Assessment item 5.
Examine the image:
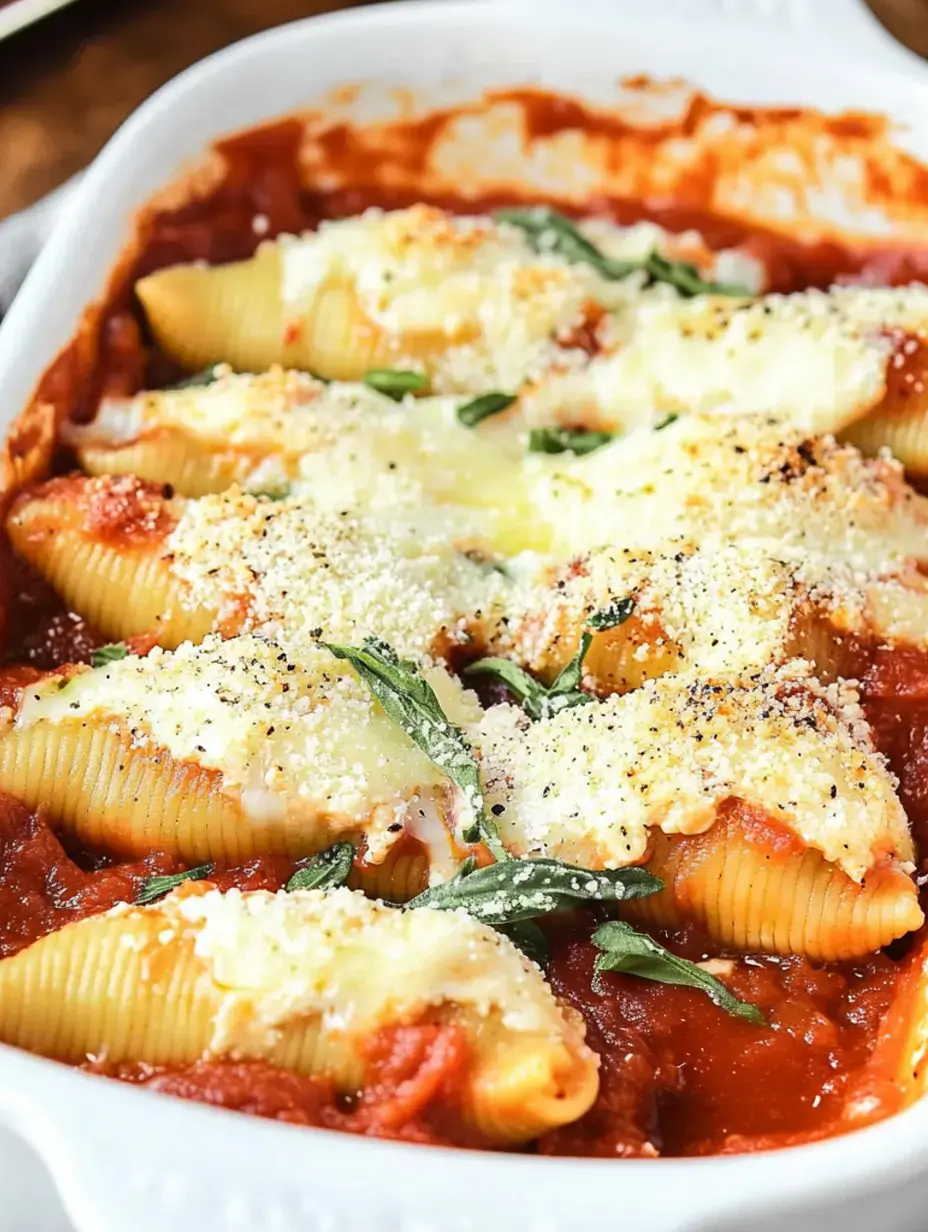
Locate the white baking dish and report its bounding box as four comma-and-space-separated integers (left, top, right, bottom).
3, 2, 928, 1228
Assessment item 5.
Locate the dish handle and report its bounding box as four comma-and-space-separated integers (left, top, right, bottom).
497, 0, 927, 79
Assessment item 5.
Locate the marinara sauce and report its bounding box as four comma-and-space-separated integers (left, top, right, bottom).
2, 94, 928, 1155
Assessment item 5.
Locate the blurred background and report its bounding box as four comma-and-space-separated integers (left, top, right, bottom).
0, 0, 927, 220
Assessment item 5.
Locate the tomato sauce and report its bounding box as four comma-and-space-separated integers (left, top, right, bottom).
539, 921, 905, 1157
2, 93, 928, 1156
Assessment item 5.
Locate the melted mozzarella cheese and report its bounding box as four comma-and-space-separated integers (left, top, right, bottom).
165, 489, 514, 659
19, 635, 481, 842
524, 285, 928, 435
70, 369, 534, 539
531, 413, 928, 566
144, 885, 576, 1053
279, 205, 757, 395
474, 667, 911, 881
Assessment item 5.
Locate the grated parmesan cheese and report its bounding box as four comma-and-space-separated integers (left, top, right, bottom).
18, 635, 481, 850
145, 885, 576, 1053
524, 284, 928, 435
474, 665, 912, 882
164, 489, 514, 659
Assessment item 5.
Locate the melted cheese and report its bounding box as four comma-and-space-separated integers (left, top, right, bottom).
143, 886, 574, 1053
279, 205, 759, 394
166, 489, 514, 659
524, 285, 928, 435
19, 635, 481, 845
531, 413, 928, 565
70, 369, 532, 536
475, 667, 911, 881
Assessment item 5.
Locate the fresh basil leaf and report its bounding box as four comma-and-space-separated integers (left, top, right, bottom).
170, 364, 226, 390
91, 643, 128, 669
286, 842, 355, 892
457, 392, 517, 427
642, 252, 748, 299
323, 638, 505, 860
496, 207, 611, 272
655, 413, 679, 431
136, 864, 214, 906
591, 920, 766, 1024
462, 657, 547, 719
499, 919, 549, 969
363, 369, 427, 400
409, 857, 661, 923
587, 597, 635, 632
528, 427, 614, 456
465, 626, 606, 721
496, 206, 749, 298
546, 632, 593, 703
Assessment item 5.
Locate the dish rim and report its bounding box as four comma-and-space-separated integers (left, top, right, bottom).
3, 2, 928, 1226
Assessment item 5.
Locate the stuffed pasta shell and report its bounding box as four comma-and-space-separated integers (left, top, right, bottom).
531, 412, 928, 560
523, 284, 928, 446
64, 367, 529, 522
474, 666, 923, 961
505, 535, 928, 696
135, 206, 733, 392
0, 634, 479, 875
6, 477, 513, 656
0, 885, 599, 1143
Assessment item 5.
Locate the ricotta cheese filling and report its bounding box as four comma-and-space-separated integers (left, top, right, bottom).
143, 886, 579, 1053
165, 489, 514, 659
523, 284, 928, 436
473, 666, 911, 882
18, 635, 482, 848
278, 205, 762, 394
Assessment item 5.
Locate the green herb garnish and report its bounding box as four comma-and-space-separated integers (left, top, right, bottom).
322, 638, 504, 859
528, 427, 614, 456
591, 920, 766, 1024
499, 919, 549, 968
170, 364, 226, 390
463, 599, 634, 720
457, 392, 517, 428
587, 596, 635, 631
409, 857, 661, 923
496, 206, 749, 298
655, 413, 679, 431
136, 864, 214, 906
90, 643, 128, 669
363, 369, 428, 400
286, 842, 355, 892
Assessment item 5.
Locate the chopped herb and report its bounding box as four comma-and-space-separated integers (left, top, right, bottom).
499, 919, 549, 968
464, 599, 633, 720
286, 842, 355, 892
322, 638, 505, 859
136, 864, 214, 906
528, 427, 614, 456
457, 392, 517, 427
655, 413, 679, 431
587, 596, 635, 631
591, 920, 766, 1024
496, 206, 750, 298
409, 856, 661, 924
363, 368, 427, 400
90, 643, 128, 669
169, 364, 226, 390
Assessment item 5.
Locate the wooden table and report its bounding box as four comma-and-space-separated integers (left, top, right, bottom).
0, 0, 927, 219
